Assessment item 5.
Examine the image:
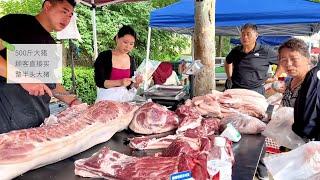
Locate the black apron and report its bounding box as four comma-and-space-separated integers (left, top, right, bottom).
0, 80, 53, 133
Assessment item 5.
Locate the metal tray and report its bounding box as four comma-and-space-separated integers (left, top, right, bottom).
146, 91, 186, 100
144, 85, 184, 97
152, 85, 184, 90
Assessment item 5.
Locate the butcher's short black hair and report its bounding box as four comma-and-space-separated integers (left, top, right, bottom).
42, 0, 77, 7
241, 23, 258, 32
278, 38, 310, 59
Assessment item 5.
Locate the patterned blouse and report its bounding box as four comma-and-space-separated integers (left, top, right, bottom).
281, 78, 302, 107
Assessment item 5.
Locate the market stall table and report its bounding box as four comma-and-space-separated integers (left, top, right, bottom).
15, 130, 265, 180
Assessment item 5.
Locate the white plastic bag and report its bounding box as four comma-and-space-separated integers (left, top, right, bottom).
96, 87, 136, 103
264, 141, 320, 180
220, 111, 266, 134
136, 59, 161, 80
267, 93, 283, 106
262, 107, 305, 149
41, 115, 59, 126
136, 59, 161, 89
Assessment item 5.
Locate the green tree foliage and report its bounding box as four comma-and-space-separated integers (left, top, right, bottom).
63, 67, 96, 104
74, 2, 189, 64
0, 0, 188, 64
215, 36, 234, 57
151, 0, 179, 8
0, 0, 41, 16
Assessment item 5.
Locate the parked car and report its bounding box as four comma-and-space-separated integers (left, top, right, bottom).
215, 57, 227, 81
177, 56, 228, 81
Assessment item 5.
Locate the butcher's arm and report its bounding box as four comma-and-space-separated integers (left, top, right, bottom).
0, 39, 6, 78
0, 55, 6, 78
53, 83, 81, 106
224, 62, 233, 80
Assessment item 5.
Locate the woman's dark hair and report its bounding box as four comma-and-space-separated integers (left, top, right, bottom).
278, 38, 310, 58
115, 25, 137, 41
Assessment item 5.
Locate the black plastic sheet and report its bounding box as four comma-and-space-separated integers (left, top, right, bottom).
15, 130, 265, 180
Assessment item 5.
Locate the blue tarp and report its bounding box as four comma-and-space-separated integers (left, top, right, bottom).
150, 0, 320, 36
230, 36, 292, 46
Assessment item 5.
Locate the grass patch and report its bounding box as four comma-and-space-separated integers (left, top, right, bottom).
215, 66, 225, 73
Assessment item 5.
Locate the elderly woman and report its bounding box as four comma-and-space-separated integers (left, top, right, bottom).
277, 38, 312, 107
267, 38, 312, 154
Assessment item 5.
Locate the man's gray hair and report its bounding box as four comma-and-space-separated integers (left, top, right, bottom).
241, 23, 258, 32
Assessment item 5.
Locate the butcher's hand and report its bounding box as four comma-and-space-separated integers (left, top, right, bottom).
121, 78, 132, 87
225, 79, 233, 90
20, 83, 53, 97
69, 98, 82, 107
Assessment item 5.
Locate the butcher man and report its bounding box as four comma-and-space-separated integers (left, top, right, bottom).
0, 0, 81, 133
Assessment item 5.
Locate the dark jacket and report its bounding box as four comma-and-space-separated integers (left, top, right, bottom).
94, 50, 136, 88
292, 63, 320, 140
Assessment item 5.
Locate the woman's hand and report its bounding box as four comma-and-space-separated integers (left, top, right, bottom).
131, 75, 143, 88
133, 75, 143, 88
272, 81, 286, 93
121, 78, 132, 87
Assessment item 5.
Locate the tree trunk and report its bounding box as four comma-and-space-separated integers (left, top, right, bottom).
193, 0, 216, 96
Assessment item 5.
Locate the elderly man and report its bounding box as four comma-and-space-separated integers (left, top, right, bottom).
224, 23, 283, 95
224, 23, 285, 179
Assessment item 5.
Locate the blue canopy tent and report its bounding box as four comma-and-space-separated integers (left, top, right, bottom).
230, 36, 292, 46
150, 0, 320, 36
144, 0, 320, 61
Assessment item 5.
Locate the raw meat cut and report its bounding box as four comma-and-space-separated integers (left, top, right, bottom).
182, 118, 220, 138
75, 147, 209, 180
161, 138, 201, 157
223, 89, 266, 99
129, 118, 220, 150
42, 103, 89, 126
129, 135, 178, 150
220, 89, 269, 119
129, 102, 179, 134
161, 136, 212, 157
220, 96, 267, 120
220, 111, 266, 134
175, 105, 201, 120
183, 94, 222, 118
0, 101, 138, 180
176, 116, 202, 134
54, 103, 89, 121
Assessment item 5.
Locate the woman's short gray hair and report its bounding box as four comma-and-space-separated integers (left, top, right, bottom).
278, 38, 310, 58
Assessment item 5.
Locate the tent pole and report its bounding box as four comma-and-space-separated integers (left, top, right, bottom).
146, 27, 151, 62
69, 39, 76, 93
144, 27, 152, 90
191, 35, 194, 60
91, 2, 98, 61
308, 40, 312, 53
